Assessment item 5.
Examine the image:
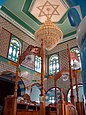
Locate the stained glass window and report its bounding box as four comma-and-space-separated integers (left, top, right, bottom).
70, 47, 81, 70
49, 54, 59, 75
35, 56, 41, 73
49, 96, 55, 103
46, 88, 64, 104
8, 36, 21, 62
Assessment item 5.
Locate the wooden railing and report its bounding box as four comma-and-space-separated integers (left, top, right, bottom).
4, 96, 79, 115
3, 96, 40, 115
65, 102, 78, 115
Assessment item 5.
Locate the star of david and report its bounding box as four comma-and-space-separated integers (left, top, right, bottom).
37, 1, 60, 19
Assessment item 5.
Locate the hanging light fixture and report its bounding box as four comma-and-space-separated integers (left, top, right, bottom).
34, 2, 63, 114
35, 17, 63, 51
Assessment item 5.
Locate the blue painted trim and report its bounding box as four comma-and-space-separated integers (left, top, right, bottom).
66, 0, 78, 7
80, 35, 86, 96
0, 0, 7, 6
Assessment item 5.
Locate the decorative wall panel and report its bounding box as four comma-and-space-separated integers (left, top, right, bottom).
59, 49, 69, 71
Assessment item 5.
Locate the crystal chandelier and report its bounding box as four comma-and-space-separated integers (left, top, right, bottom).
34, 2, 63, 114
35, 18, 63, 51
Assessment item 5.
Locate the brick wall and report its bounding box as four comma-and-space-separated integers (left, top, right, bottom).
0, 16, 39, 46
0, 16, 35, 70
0, 28, 10, 58
47, 38, 78, 55
0, 60, 16, 74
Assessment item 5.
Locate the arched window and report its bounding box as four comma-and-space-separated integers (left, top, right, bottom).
46, 87, 64, 104
8, 36, 21, 62
35, 56, 41, 73
70, 47, 81, 70
67, 84, 84, 102
49, 54, 59, 75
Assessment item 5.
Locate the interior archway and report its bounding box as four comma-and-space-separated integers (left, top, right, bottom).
67, 84, 84, 102
46, 87, 64, 105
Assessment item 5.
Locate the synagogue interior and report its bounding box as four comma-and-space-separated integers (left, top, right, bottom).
0, 0, 86, 115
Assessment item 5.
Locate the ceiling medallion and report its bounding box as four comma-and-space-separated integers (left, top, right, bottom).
35, 1, 63, 51
37, 1, 60, 19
